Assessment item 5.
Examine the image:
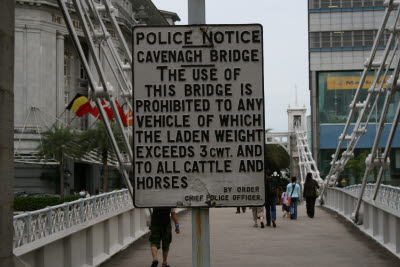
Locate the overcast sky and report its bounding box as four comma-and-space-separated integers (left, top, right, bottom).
151, 0, 309, 132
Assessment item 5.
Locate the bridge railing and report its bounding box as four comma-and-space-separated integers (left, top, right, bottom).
323, 185, 400, 259
13, 189, 131, 249
344, 184, 400, 211
13, 189, 185, 267
12, 189, 155, 267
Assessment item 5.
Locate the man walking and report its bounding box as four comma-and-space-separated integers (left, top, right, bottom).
265, 170, 279, 227
236, 206, 246, 213
149, 208, 180, 267
251, 206, 265, 228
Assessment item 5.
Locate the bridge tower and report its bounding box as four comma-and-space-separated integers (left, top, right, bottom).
287, 104, 307, 181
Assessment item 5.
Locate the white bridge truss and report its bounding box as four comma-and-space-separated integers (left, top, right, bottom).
294, 126, 323, 186
57, 0, 136, 199
265, 132, 290, 153
265, 129, 323, 186
322, 0, 400, 223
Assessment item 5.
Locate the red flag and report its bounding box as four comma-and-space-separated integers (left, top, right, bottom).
115, 100, 127, 127
88, 98, 99, 118
101, 100, 114, 120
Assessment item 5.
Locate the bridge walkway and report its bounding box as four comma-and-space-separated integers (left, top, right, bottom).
101, 205, 400, 267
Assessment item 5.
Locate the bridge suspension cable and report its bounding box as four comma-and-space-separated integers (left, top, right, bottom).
57, 0, 138, 199
321, 0, 400, 223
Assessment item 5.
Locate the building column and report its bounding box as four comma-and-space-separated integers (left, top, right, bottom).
56, 32, 65, 121
0, 0, 14, 266
310, 71, 320, 167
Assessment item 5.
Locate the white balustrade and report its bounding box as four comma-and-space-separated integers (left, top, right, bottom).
344, 184, 400, 211
13, 189, 131, 249
12, 189, 158, 267
324, 186, 400, 259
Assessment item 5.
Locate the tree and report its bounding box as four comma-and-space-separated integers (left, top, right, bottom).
344, 150, 369, 185
37, 125, 76, 200
78, 122, 122, 193
264, 144, 290, 172
264, 128, 290, 190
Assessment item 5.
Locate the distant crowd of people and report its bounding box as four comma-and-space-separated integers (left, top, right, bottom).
238, 171, 320, 228
76, 189, 90, 198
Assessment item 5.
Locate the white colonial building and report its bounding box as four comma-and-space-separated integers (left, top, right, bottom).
13, 0, 179, 195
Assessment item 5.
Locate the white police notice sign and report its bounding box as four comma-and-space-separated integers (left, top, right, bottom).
132, 24, 265, 208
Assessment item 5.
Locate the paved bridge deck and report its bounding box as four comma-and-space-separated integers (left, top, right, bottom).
102, 205, 400, 267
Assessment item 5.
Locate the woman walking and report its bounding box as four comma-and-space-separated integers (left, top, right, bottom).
303, 172, 320, 218
286, 177, 301, 220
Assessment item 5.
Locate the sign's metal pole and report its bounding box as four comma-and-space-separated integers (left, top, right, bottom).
192, 208, 210, 267
188, 0, 205, 24
188, 1, 210, 267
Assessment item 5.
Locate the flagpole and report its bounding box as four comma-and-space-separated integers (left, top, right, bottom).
88, 117, 100, 129
49, 108, 67, 129
69, 114, 77, 125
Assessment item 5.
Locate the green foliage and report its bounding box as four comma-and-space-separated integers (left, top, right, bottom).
277, 176, 289, 194
77, 122, 122, 192
264, 144, 290, 172
63, 195, 87, 202
14, 197, 60, 211
14, 195, 86, 211
344, 150, 369, 184
77, 122, 122, 162
37, 125, 77, 161
37, 125, 78, 200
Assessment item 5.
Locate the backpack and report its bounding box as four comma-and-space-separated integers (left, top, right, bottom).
151, 208, 171, 226
266, 178, 277, 196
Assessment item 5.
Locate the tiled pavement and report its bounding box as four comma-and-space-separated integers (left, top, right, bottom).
101, 205, 400, 267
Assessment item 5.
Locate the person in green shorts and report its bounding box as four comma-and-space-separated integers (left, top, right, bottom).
149, 208, 180, 267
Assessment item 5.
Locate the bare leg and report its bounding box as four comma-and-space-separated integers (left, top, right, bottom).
162, 250, 169, 264
151, 246, 158, 261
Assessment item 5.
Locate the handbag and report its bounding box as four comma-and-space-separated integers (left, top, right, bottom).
315, 186, 320, 198
286, 198, 291, 207
286, 183, 296, 207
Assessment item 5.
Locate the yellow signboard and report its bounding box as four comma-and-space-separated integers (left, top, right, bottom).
327, 76, 389, 90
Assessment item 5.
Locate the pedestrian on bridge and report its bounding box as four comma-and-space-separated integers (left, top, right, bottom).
149, 208, 180, 267
303, 172, 320, 218
236, 206, 246, 213
265, 170, 279, 227
286, 177, 301, 220
280, 191, 290, 217
251, 206, 265, 228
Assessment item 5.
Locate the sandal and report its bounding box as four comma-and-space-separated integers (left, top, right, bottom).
151, 260, 159, 267
162, 263, 170, 267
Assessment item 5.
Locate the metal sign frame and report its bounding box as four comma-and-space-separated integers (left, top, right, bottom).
132, 23, 266, 208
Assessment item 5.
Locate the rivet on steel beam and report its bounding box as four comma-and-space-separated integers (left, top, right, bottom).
368, 86, 385, 94
121, 63, 131, 71
356, 127, 367, 134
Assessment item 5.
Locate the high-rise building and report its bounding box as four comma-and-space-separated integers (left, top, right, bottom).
308, 0, 400, 185
13, 0, 180, 195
